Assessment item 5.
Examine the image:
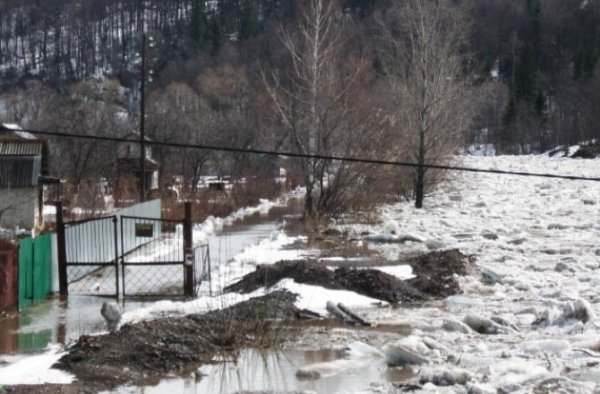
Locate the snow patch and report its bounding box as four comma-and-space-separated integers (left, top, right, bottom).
0, 345, 74, 385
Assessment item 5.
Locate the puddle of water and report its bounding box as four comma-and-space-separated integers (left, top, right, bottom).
0, 199, 305, 355
1, 197, 416, 391
107, 348, 414, 394
0, 296, 154, 353
290, 318, 412, 336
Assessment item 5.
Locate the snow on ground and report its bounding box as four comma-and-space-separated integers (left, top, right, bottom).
193, 197, 287, 243
120, 276, 381, 326
119, 229, 386, 325
69, 196, 291, 296
223, 233, 310, 278
338, 154, 600, 392
0, 345, 73, 385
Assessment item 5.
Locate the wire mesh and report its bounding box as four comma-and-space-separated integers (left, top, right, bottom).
120, 216, 186, 297
122, 264, 184, 296
67, 265, 118, 296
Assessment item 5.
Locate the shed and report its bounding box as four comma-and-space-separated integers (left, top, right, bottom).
116, 132, 159, 190
0, 124, 48, 230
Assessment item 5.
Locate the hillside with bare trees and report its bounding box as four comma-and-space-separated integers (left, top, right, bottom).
0, 0, 598, 216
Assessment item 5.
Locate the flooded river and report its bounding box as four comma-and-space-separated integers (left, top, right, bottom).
1, 198, 413, 392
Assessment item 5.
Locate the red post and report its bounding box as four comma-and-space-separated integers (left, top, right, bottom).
0, 239, 18, 315
183, 202, 194, 297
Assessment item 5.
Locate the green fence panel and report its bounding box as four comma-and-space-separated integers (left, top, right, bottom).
18, 237, 33, 309
18, 234, 53, 309
33, 234, 52, 302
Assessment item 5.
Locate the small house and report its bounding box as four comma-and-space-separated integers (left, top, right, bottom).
116, 132, 159, 190
0, 124, 48, 230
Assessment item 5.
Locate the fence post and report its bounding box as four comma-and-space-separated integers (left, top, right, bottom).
183, 202, 194, 297
113, 216, 120, 298
55, 202, 68, 297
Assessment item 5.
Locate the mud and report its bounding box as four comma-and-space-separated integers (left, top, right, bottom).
224, 249, 471, 302
4, 291, 302, 394
405, 249, 473, 299
4, 250, 471, 393
572, 143, 600, 159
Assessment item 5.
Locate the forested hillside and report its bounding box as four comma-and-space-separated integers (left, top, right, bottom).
0, 0, 598, 214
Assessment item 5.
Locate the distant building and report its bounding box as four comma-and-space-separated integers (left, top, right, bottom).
0, 124, 49, 230
116, 132, 159, 190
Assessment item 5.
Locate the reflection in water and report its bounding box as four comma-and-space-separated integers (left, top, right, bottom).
0, 317, 17, 353
109, 348, 413, 394
0, 200, 305, 355
2, 198, 415, 392
0, 296, 111, 353
18, 329, 52, 353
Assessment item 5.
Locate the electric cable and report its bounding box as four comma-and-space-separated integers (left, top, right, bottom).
20, 128, 600, 183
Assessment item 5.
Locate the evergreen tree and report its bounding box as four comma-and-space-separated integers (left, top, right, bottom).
534, 90, 545, 117
574, 48, 599, 81
218, 0, 241, 34
239, 0, 259, 40
346, 0, 378, 17
582, 50, 598, 80
502, 95, 517, 127
210, 12, 223, 55
514, 44, 537, 102
191, 0, 207, 49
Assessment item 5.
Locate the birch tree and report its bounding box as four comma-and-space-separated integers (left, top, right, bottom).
378, 0, 474, 208
263, 0, 368, 219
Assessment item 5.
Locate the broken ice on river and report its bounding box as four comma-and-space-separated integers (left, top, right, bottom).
126, 153, 600, 393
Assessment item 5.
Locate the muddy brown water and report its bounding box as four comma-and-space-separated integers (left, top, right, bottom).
0, 200, 306, 354
104, 348, 414, 394
2, 197, 416, 392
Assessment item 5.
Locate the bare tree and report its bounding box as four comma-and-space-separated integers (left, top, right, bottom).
377, 0, 475, 208
263, 0, 372, 219
34, 78, 128, 212
146, 81, 212, 197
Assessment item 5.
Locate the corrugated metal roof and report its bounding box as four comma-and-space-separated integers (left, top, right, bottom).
0, 141, 43, 156
0, 156, 41, 187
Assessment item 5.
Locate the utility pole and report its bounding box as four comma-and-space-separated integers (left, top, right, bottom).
55, 201, 68, 297
140, 33, 147, 202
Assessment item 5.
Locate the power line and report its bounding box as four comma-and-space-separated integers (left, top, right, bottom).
22, 128, 600, 183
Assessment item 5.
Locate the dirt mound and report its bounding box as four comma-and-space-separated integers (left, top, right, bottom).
571, 144, 600, 159
336, 267, 427, 302
5, 291, 300, 394
406, 249, 472, 298
5, 251, 471, 393
225, 249, 471, 303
